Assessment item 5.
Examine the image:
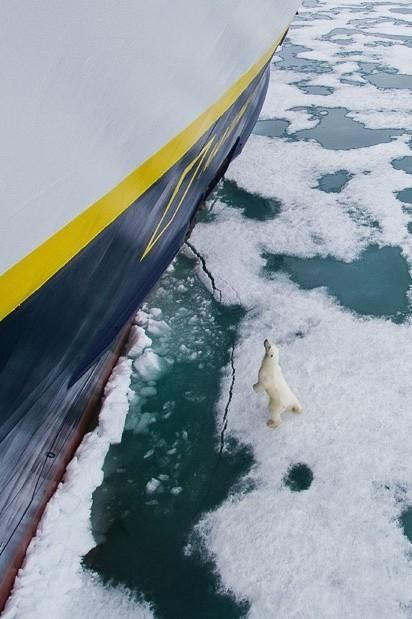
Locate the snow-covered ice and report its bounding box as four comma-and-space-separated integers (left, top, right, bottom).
188, 0, 412, 616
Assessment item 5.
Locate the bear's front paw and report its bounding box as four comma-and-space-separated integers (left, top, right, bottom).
266, 419, 281, 429
253, 382, 264, 393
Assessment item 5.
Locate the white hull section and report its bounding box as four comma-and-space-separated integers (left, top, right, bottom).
0, 0, 299, 274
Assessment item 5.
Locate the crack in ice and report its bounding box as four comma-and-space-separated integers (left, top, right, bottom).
219, 341, 236, 456
185, 240, 223, 303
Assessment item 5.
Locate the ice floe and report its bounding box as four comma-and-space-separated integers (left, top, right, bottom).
188, 0, 412, 616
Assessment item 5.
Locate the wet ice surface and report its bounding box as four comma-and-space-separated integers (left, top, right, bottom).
294, 107, 403, 150
317, 169, 352, 192
398, 189, 412, 206
390, 8, 412, 15
392, 156, 412, 175
254, 118, 290, 139
360, 64, 412, 90
188, 1, 412, 617
217, 179, 281, 221
263, 246, 412, 322
295, 82, 335, 95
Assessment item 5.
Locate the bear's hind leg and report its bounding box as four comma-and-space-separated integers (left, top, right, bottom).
267, 400, 283, 429
291, 399, 303, 414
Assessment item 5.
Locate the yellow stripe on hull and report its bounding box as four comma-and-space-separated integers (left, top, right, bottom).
0, 34, 285, 322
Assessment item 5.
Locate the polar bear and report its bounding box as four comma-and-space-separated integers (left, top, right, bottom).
253, 339, 303, 428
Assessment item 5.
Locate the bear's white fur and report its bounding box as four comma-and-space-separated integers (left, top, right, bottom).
253, 339, 303, 428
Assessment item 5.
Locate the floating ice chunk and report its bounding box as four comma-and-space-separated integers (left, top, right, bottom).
127, 326, 152, 357
145, 478, 161, 494
150, 307, 162, 318
140, 385, 157, 397
171, 487, 183, 496
128, 412, 156, 435
133, 349, 163, 381
146, 319, 171, 337
99, 359, 134, 444
127, 325, 140, 351
134, 310, 149, 327
162, 401, 175, 414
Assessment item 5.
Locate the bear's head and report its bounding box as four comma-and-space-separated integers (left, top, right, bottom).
264, 339, 279, 361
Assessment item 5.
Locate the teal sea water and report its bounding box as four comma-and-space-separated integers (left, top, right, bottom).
84, 256, 251, 618
84, 2, 412, 617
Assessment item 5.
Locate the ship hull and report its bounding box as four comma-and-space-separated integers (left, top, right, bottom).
0, 63, 270, 607
0, 0, 301, 605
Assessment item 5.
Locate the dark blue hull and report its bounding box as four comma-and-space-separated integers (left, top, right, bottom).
0, 64, 269, 603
